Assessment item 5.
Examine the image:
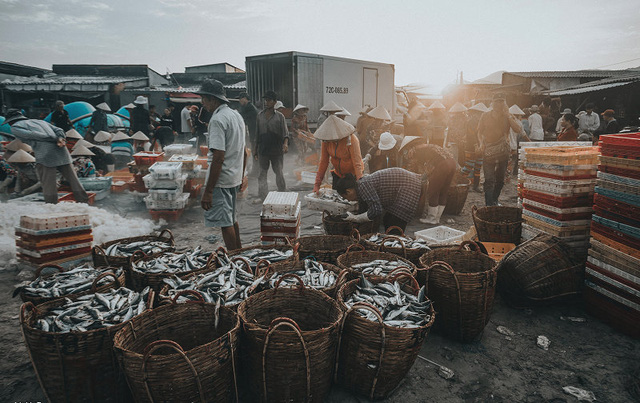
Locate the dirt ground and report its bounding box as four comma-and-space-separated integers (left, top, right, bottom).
1, 154, 639, 402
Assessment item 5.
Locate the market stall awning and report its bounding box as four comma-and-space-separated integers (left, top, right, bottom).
1, 75, 148, 92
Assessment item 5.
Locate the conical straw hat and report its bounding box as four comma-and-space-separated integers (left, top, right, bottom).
72, 139, 94, 150
320, 100, 343, 112
428, 101, 445, 110
96, 102, 111, 112
111, 131, 131, 142
71, 145, 95, 156
19, 143, 32, 152
6, 139, 24, 152
509, 104, 525, 115
7, 149, 35, 163
293, 104, 308, 113
336, 108, 351, 117
468, 103, 489, 113
399, 136, 421, 150
94, 131, 112, 142
367, 105, 391, 121
131, 131, 149, 141
313, 115, 355, 141
65, 128, 83, 139
449, 102, 468, 113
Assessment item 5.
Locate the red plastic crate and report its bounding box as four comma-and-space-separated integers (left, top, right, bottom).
199, 145, 208, 157
524, 169, 597, 181
599, 132, 640, 148
584, 287, 640, 338
600, 144, 640, 160
59, 192, 96, 205
522, 189, 593, 208
594, 194, 640, 217
598, 165, 640, 180
149, 209, 184, 221
133, 152, 164, 167
590, 221, 640, 250
189, 184, 202, 199
593, 206, 640, 229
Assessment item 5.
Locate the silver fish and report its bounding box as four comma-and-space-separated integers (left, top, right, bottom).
105, 240, 173, 257
132, 247, 210, 274
366, 234, 431, 250
228, 248, 293, 269
267, 259, 338, 291
14, 265, 124, 299
351, 259, 408, 277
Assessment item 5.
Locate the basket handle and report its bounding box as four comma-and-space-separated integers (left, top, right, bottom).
458, 240, 481, 254
335, 269, 350, 291
385, 225, 405, 236
130, 250, 147, 266
255, 260, 272, 278
34, 264, 64, 280
20, 301, 38, 325
346, 243, 365, 253
380, 235, 407, 258
388, 266, 414, 276
92, 245, 110, 266
158, 229, 175, 245
231, 256, 253, 276
90, 271, 120, 293
429, 260, 464, 340
336, 302, 386, 400
390, 271, 420, 293
145, 290, 156, 311
471, 205, 479, 230
284, 236, 294, 246
142, 339, 206, 403
273, 273, 306, 291
292, 242, 301, 261
350, 228, 361, 242
263, 317, 311, 403
171, 290, 206, 304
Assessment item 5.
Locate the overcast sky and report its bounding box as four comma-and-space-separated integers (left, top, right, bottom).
1, 0, 639, 93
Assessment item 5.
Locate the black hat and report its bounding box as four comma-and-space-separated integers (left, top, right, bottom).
196, 79, 229, 103
263, 90, 277, 101
238, 92, 250, 100
4, 109, 28, 125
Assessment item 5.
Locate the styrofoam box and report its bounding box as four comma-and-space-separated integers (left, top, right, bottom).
262, 192, 300, 216
144, 193, 189, 210
169, 154, 198, 170
143, 174, 187, 190
149, 162, 183, 180
305, 190, 358, 215
20, 214, 90, 231
415, 226, 465, 245
261, 202, 301, 221
301, 171, 317, 184
163, 144, 195, 157
148, 188, 184, 201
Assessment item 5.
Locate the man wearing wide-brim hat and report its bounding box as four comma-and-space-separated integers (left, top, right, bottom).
360, 105, 392, 154
197, 79, 247, 251
88, 102, 110, 141
255, 89, 289, 200
4, 109, 88, 204
317, 100, 343, 129
129, 96, 151, 138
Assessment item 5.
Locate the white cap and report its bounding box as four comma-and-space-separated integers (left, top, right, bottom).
320, 100, 343, 112
313, 115, 355, 141
65, 128, 83, 139
367, 105, 392, 121
7, 149, 36, 163
133, 96, 148, 105
274, 101, 284, 110
71, 145, 95, 156
293, 104, 308, 113
96, 102, 111, 112
378, 132, 397, 151
131, 131, 149, 141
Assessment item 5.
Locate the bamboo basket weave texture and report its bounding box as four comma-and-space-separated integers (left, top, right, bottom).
360, 226, 430, 265
336, 246, 418, 282
92, 229, 175, 268
296, 232, 360, 264
265, 258, 347, 298
129, 250, 216, 292
472, 205, 523, 244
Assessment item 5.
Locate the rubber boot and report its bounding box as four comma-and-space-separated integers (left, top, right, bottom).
472, 175, 481, 192
419, 206, 440, 225
436, 205, 446, 223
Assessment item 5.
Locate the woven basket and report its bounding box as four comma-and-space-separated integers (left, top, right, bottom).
335, 274, 435, 400
497, 233, 584, 305
113, 291, 240, 403
237, 274, 343, 402
264, 258, 349, 298
92, 229, 175, 268
129, 249, 216, 292
227, 243, 294, 268
418, 241, 498, 342
336, 244, 418, 282
19, 291, 154, 402
472, 205, 523, 244
18, 266, 125, 305
296, 231, 360, 264
361, 226, 430, 265
444, 175, 471, 215
322, 211, 381, 236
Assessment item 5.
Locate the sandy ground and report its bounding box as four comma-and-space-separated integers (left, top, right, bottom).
1, 154, 639, 402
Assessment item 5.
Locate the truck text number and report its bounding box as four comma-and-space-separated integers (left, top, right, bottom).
326, 86, 349, 94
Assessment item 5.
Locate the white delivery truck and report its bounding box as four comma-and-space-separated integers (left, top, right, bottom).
246, 51, 399, 128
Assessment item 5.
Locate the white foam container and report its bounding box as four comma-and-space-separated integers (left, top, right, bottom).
415, 226, 465, 245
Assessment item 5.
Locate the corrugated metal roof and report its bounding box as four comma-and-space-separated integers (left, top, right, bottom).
2, 75, 143, 85
506, 70, 628, 78
145, 81, 246, 93
546, 81, 634, 96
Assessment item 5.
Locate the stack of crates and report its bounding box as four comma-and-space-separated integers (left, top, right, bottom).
15, 213, 93, 266
584, 132, 640, 337
130, 152, 164, 193
169, 154, 205, 199
261, 192, 301, 244
520, 146, 599, 260
143, 162, 189, 221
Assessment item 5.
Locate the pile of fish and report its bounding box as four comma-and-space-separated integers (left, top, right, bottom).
104, 240, 173, 257
344, 275, 431, 328
131, 247, 211, 274
366, 234, 431, 250
31, 287, 152, 333
163, 253, 263, 306
351, 259, 411, 277
310, 190, 353, 205
231, 248, 293, 270
267, 259, 337, 290
14, 265, 123, 299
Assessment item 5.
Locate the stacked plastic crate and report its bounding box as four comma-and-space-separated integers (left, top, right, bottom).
130, 152, 164, 194
169, 154, 204, 199
261, 192, 301, 244
520, 146, 599, 261
15, 213, 93, 266
143, 162, 189, 221
585, 132, 640, 337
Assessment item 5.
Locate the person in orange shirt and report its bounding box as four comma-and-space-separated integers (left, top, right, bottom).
313, 115, 364, 193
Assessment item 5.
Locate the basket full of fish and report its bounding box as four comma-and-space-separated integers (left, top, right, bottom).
335, 273, 435, 400
14, 264, 125, 305
92, 229, 175, 268
237, 274, 344, 402
113, 290, 240, 403
336, 244, 418, 282
262, 257, 348, 298
158, 249, 263, 309
296, 230, 361, 264
227, 243, 294, 270
361, 226, 431, 265
20, 285, 154, 402
129, 246, 215, 292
